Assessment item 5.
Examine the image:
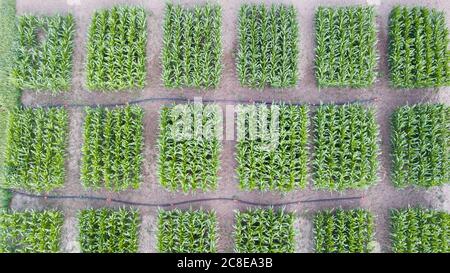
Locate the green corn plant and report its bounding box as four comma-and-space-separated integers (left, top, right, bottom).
236, 104, 309, 192
80, 105, 144, 191
391, 208, 449, 253
3, 107, 68, 193
157, 104, 222, 193
236, 4, 299, 89
10, 14, 75, 93
0, 210, 63, 253
86, 6, 147, 91
314, 6, 378, 88
313, 209, 375, 253
391, 104, 449, 188
78, 208, 140, 253
157, 209, 218, 253
388, 6, 450, 88
313, 104, 380, 191
161, 3, 222, 89
234, 208, 295, 253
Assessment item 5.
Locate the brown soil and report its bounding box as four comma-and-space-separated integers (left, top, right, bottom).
12, 0, 450, 253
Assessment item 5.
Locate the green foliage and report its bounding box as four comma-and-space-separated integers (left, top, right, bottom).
10, 14, 75, 92
313, 104, 380, 191
391, 208, 449, 253
0, 210, 63, 253
4, 107, 68, 193
162, 4, 222, 89
78, 208, 140, 253
389, 6, 450, 88
391, 104, 449, 188
81, 105, 144, 191
314, 209, 375, 253
236, 4, 298, 88
157, 104, 222, 193
157, 209, 218, 253
236, 104, 308, 192
315, 6, 377, 88
234, 208, 295, 253
86, 6, 147, 91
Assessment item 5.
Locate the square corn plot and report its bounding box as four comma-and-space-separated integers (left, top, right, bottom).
157, 209, 218, 253
236, 104, 309, 192
78, 208, 140, 253
4, 107, 68, 193
313, 104, 380, 191
0, 210, 63, 253
315, 7, 377, 88
389, 7, 450, 88
157, 104, 222, 193
314, 209, 375, 253
10, 15, 75, 92
237, 4, 299, 88
234, 209, 295, 253
86, 6, 147, 91
162, 4, 222, 89
391, 208, 450, 253
391, 104, 449, 188
80, 106, 144, 191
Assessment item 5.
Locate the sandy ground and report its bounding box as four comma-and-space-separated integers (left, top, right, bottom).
11, 0, 450, 253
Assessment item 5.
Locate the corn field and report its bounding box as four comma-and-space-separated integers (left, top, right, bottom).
80, 105, 144, 191
86, 6, 147, 91
11, 14, 75, 92
237, 4, 298, 88
236, 104, 309, 192
391, 104, 449, 188
4, 107, 68, 193
161, 4, 222, 89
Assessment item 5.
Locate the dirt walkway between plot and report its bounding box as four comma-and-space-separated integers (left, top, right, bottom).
12, 0, 450, 253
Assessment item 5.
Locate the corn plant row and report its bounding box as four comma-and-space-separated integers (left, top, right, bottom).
314, 209, 375, 253
236, 104, 308, 192
161, 4, 222, 89
81, 105, 144, 191
86, 6, 147, 91
315, 6, 378, 88
78, 208, 140, 253
11, 14, 75, 92
391, 208, 449, 253
0, 210, 63, 253
313, 104, 380, 191
157, 104, 222, 193
237, 4, 298, 88
157, 209, 218, 253
391, 104, 449, 188
4, 107, 68, 193
389, 6, 450, 88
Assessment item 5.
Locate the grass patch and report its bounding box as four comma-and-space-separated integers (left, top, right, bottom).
78, 208, 140, 253
157, 209, 218, 253
391, 104, 449, 188
157, 104, 222, 193
315, 6, 377, 88
234, 208, 295, 253
162, 3, 222, 89
314, 209, 375, 253
389, 6, 450, 88
11, 14, 75, 92
0, 210, 63, 253
81, 105, 144, 191
236, 4, 298, 88
313, 104, 380, 191
86, 6, 147, 91
391, 208, 449, 253
4, 107, 68, 193
236, 104, 308, 192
